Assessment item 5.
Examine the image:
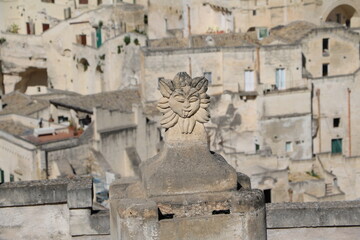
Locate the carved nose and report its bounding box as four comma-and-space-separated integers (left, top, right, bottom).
184, 100, 190, 108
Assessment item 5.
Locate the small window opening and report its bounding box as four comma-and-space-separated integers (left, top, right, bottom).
37, 87, 41, 92
255, 143, 260, 152
158, 208, 174, 221
302, 53, 306, 68
322, 38, 329, 56
253, 10, 257, 16
322, 64, 329, 77
264, 189, 271, 203
58, 116, 69, 123
212, 209, 230, 215
10, 174, 14, 182
336, 14, 341, 24
285, 141, 293, 152
144, 15, 148, 25
333, 118, 340, 128
0, 168, 4, 183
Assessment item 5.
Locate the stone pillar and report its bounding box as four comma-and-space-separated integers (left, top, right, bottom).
110, 72, 267, 240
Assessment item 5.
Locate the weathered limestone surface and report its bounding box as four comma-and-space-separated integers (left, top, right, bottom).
141, 123, 238, 197
0, 177, 110, 239
267, 200, 360, 240
110, 72, 267, 240
267, 201, 360, 228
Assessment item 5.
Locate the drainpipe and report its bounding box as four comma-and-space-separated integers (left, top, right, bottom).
316, 89, 321, 153
348, 88, 351, 157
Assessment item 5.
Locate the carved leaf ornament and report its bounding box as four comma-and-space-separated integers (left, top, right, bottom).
157, 72, 210, 134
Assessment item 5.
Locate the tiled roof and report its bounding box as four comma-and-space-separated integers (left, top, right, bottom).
0, 120, 32, 136
50, 89, 141, 113
260, 21, 317, 45
0, 91, 49, 116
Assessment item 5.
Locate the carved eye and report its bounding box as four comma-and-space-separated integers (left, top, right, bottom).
188, 96, 198, 102
175, 96, 185, 103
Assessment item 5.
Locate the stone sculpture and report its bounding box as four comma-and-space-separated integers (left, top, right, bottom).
157, 72, 210, 134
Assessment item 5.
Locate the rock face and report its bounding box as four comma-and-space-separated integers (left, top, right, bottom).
110, 72, 267, 240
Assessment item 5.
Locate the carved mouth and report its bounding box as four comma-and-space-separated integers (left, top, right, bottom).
182, 109, 191, 117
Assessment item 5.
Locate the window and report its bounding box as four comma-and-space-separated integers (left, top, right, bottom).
10, 174, 14, 182
144, 15, 148, 25
204, 72, 212, 84
322, 63, 329, 77
264, 189, 271, 203
257, 28, 268, 40
64, 8, 71, 19
255, 143, 260, 152
0, 169, 4, 183
253, 10, 257, 16
336, 14, 341, 24
37, 87, 41, 92
333, 118, 340, 128
331, 138, 342, 154
58, 116, 69, 123
302, 53, 306, 68
76, 34, 87, 45
322, 38, 329, 56
275, 68, 286, 90
244, 70, 254, 91
79, 0, 88, 4
42, 23, 50, 32
42, 0, 55, 3
26, 22, 35, 35
97, 0, 102, 5
285, 141, 293, 152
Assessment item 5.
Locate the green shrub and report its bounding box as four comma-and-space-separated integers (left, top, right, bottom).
7, 24, 20, 33
124, 36, 131, 45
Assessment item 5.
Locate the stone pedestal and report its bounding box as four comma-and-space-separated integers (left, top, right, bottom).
110, 72, 267, 239
111, 185, 266, 240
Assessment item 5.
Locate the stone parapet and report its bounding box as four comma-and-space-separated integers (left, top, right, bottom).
0, 176, 92, 208
110, 187, 266, 240
267, 200, 360, 228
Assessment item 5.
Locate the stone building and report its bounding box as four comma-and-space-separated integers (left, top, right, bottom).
0, 2, 146, 94
146, 0, 360, 39
0, 73, 360, 239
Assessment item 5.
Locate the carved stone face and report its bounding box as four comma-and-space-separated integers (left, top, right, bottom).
157, 72, 210, 134
169, 87, 200, 118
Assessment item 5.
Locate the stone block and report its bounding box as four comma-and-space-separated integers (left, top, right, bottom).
67, 176, 93, 209
111, 190, 266, 240
0, 178, 68, 207
267, 200, 360, 228
113, 198, 159, 240
237, 172, 251, 189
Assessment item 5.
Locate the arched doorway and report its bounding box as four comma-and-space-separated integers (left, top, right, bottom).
325, 4, 360, 28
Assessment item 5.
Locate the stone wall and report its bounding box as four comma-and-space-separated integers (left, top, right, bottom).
1, 177, 360, 239
267, 200, 360, 240
0, 177, 110, 240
